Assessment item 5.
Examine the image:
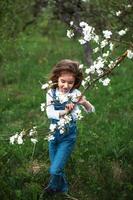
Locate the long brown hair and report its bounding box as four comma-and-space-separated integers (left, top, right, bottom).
49, 59, 83, 89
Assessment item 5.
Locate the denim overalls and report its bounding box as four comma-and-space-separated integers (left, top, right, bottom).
48, 89, 77, 192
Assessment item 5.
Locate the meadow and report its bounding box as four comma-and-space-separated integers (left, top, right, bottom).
0, 16, 133, 200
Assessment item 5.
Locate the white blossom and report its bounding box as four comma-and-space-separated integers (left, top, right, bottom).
41, 81, 53, 90
103, 78, 110, 86
75, 110, 83, 120
70, 21, 74, 26
67, 30, 74, 38
58, 118, 65, 128
79, 64, 84, 69
126, 4, 132, 8
84, 33, 92, 42
93, 47, 99, 53
78, 39, 86, 45
29, 129, 33, 136
57, 115, 72, 134
116, 11, 122, 16
118, 29, 127, 36
99, 78, 110, 86
41, 83, 49, 90
85, 68, 91, 74
31, 138, 38, 144
91, 106, 95, 113
17, 135, 23, 144
85, 76, 91, 82
96, 69, 103, 76
29, 127, 37, 136
93, 35, 99, 43
10, 134, 18, 144
41, 103, 45, 111
89, 65, 96, 74
103, 30, 112, 39
64, 115, 72, 124
10, 136, 15, 144
49, 124, 57, 132
108, 61, 114, 68
103, 51, 110, 57
79, 21, 88, 28
83, 26, 94, 42
100, 40, 108, 48
81, 80, 87, 87
79, 22, 95, 43
47, 134, 55, 141
60, 128, 65, 134
94, 59, 104, 70
9, 131, 25, 145
109, 42, 114, 51
48, 80, 52, 84
127, 50, 133, 59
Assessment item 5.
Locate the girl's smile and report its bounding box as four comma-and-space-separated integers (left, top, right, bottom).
58, 72, 75, 93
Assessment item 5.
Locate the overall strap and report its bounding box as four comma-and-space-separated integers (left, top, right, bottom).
51, 88, 56, 100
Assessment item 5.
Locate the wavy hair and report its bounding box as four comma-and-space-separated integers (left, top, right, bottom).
49, 59, 83, 89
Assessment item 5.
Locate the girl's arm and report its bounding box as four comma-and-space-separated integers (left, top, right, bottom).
46, 94, 60, 120
78, 96, 95, 113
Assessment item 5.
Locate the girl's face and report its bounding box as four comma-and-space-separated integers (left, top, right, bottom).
58, 72, 75, 93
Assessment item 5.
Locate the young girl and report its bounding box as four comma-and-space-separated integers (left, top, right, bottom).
44, 59, 95, 195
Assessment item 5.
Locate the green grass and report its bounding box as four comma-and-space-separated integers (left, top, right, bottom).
0, 16, 133, 200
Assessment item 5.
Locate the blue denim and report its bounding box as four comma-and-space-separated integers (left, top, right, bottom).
47, 89, 77, 192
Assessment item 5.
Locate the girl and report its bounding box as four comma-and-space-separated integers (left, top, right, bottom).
44, 59, 95, 195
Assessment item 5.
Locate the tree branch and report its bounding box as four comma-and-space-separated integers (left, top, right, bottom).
81, 50, 128, 96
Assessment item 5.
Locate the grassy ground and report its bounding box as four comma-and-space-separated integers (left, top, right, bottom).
0, 16, 133, 200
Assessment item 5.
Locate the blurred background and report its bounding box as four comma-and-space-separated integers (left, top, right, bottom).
0, 0, 133, 199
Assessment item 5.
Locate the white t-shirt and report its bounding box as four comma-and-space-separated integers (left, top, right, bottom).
46, 88, 95, 120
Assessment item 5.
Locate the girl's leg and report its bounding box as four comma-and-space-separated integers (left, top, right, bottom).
45, 140, 58, 192
48, 140, 57, 163
49, 139, 76, 192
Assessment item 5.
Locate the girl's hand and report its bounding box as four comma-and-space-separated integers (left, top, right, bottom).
65, 103, 75, 113
77, 95, 86, 105
59, 103, 75, 117
77, 95, 94, 112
